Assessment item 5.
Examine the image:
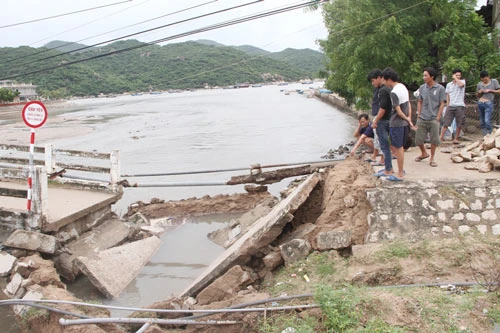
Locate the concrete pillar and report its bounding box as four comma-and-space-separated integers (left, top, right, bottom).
110, 150, 120, 192
44, 144, 55, 175
28, 166, 47, 230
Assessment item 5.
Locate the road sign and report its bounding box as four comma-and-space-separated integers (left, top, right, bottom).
22, 101, 48, 128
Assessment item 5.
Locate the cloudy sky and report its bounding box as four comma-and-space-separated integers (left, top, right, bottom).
1, 0, 328, 52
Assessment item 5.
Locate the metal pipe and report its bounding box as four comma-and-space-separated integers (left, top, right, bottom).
127, 181, 229, 187
121, 158, 343, 178
135, 322, 151, 333
60, 317, 238, 326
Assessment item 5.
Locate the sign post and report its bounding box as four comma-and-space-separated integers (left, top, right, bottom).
22, 101, 48, 211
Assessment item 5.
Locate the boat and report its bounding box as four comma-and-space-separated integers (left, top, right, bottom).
149, 91, 162, 95
251, 84, 263, 88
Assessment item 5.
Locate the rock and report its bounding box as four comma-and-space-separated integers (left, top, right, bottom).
262, 251, 283, 270
280, 239, 312, 266
4, 230, 58, 254
343, 195, 356, 208
0, 251, 17, 277
244, 184, 268, 193
478, 163, 493, 173
196, 265, 256, 305
451, 156, 464, 163
315, 230, 352, 250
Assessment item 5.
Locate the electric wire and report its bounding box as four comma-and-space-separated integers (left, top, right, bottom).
0, 0, 321, 81
3, 0, 217, 66
11, 0, 263, 69
0, 1, 133, 29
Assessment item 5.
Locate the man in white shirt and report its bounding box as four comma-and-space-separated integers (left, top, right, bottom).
440, 68, 466, 144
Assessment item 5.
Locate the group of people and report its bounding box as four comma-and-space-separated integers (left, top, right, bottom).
349, 67, 500, 181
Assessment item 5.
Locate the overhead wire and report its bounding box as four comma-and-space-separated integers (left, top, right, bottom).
9, 0, 263, 70
0, 0, 322, 81
3, 0, 218, 66
0, 1, 133, 29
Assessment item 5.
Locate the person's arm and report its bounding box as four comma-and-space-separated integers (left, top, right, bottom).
417, 99, 422, 117
452, 74, 465, 88
436, 100, 445, 122
349, 134, 368, 157
372, 108, 385, 129
353, 123, 361, 138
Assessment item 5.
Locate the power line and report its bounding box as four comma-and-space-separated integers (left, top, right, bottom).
0, 1, 133, 29
0, 1, 320, 81
1, 0, 218, 66
10, 0, 261, 69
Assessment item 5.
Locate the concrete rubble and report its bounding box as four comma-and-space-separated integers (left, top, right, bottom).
4, 230, 58, 254
75, 236, 162, 298
53, 218, 130, 281
0, 251, 17, 276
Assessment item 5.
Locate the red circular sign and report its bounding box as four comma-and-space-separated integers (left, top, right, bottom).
22, 101, 48, 128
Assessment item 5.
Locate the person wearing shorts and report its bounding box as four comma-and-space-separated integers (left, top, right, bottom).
415, 67, 446, 167
440, 68, 465, 144
379, 67, 415, 181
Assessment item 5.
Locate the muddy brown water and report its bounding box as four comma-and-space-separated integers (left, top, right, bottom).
1, 83, 355, 328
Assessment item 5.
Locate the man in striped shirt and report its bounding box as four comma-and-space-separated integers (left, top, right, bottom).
440, 68, 466, 144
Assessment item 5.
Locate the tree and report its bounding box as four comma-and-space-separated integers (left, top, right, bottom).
319, 0, 500, 109
0, 87, 19, 102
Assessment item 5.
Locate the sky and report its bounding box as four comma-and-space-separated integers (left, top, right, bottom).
0, 0, 329, 52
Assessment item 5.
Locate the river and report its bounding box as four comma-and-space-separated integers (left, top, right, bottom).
2, 82, 356, 328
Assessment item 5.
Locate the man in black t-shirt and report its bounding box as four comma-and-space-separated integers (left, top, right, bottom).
368, 69, 393, 177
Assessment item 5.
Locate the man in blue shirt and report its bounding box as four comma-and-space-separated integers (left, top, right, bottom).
349, 113, 379, 159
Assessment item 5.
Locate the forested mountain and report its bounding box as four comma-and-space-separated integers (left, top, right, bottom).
0, 39, 324, 98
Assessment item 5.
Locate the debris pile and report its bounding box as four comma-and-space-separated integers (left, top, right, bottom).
450, 128, 500, 173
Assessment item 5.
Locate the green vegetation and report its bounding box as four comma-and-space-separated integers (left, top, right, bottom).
0, 39, 324, 99
318, 0, 500, 108
0, 87, 20, 102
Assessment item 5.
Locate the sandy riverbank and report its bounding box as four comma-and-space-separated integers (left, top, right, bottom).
0, 100, 94, 145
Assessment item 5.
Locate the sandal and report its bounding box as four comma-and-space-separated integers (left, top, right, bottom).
414, 155, 429, 162
430, 161, 438, 167
387, 175, 404, 182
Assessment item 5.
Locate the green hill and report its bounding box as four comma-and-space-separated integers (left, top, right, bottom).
0, 39, 325, 98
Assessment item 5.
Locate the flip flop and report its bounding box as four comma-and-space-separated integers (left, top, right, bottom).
414, 155, 430, 162
373, 169, 389, 177
430, 161, 438, 167
387, 175, 403, 182
370, 161, 384, 166
364, 158, 374, 163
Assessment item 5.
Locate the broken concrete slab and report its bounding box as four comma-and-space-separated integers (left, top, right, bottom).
4, 229, 57, 254
181, 173, 320, 298
75, 236, 161, 298
3, 272, 23, 298
54, 219, 130, 281
0, 251, 17, 277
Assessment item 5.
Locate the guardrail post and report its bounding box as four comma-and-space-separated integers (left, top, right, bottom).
110, 149, 120, 192
28, 166, 47, 230
45, 144, 55, 175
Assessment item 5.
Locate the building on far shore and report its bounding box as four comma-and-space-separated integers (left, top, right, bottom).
0, 80, 38, 102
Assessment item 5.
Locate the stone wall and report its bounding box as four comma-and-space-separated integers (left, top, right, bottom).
366, 179, 500, 242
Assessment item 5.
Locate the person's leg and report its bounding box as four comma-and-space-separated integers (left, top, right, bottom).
376, 120, 392, 173
429, 120, 440, 164
362, 137, 375, 152
414, 119, 429, 160
440, 107, 454, 141
390, 127, 405, 179
454, 107, 466, 142
478, 102, 487, 135
484, 102, 493, 135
